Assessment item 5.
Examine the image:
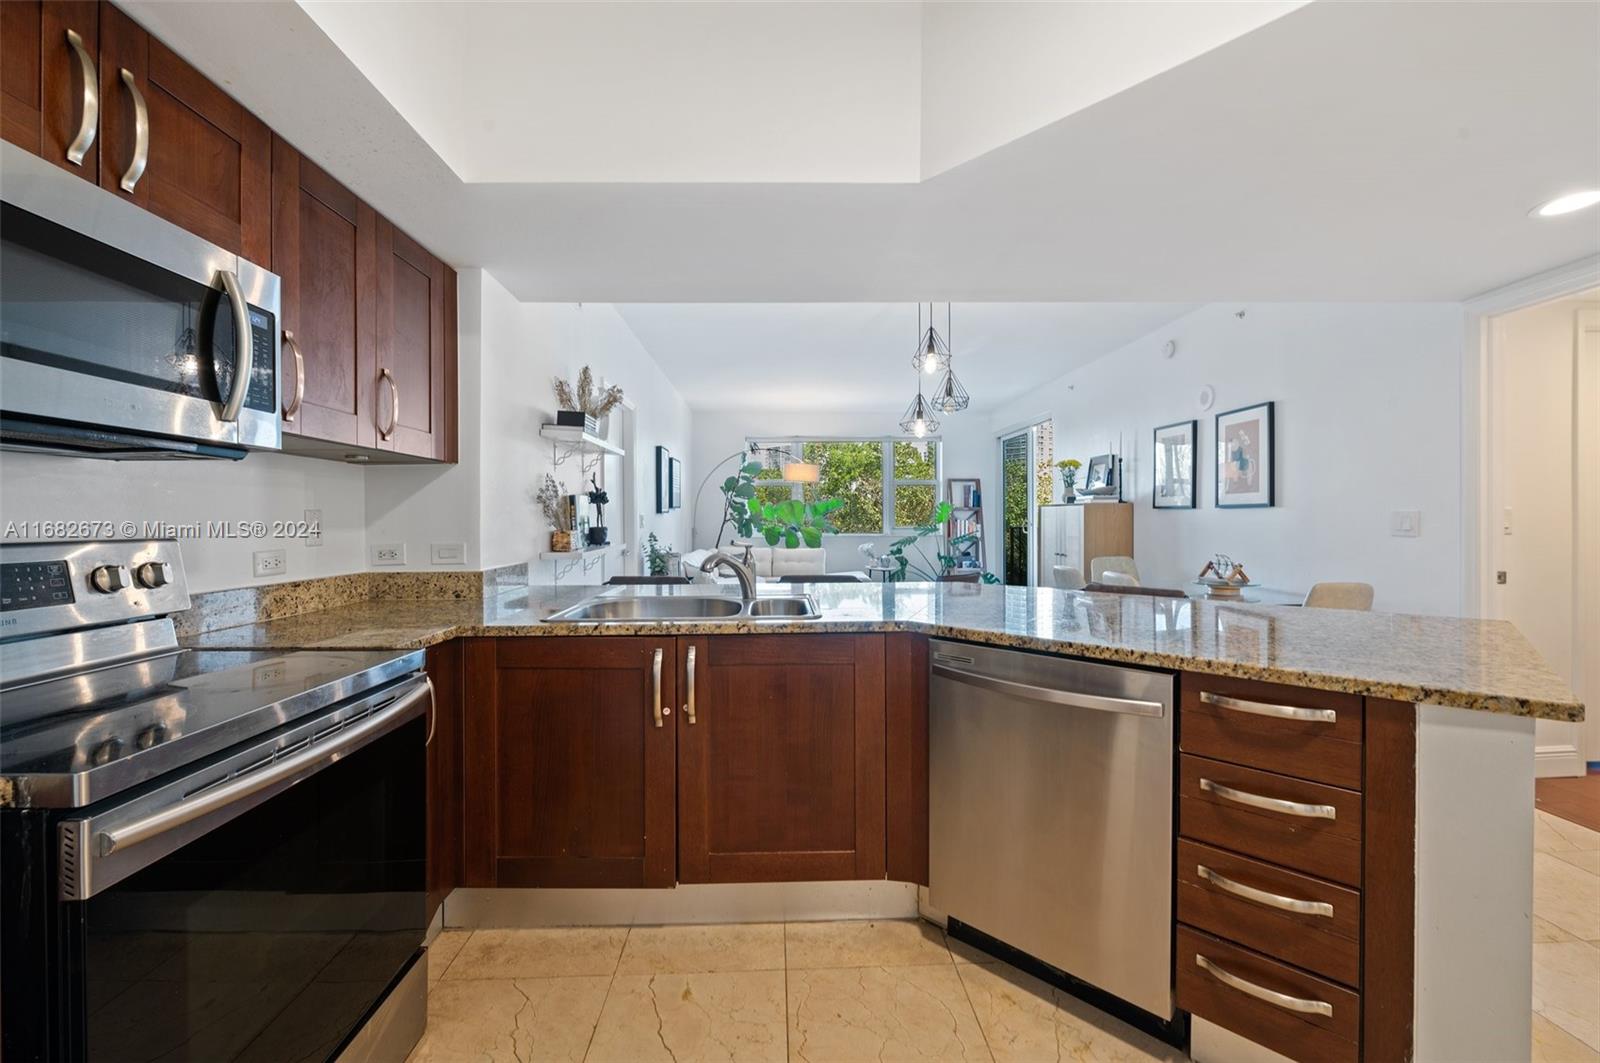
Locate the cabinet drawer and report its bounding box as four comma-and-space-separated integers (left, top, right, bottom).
1180, 755, 1362, 887
1177, 839, 1361, 987
1181, 675, 1363, 789
1178, 926, 1359, 1063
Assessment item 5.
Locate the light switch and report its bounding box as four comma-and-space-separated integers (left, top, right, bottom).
430, 542, 465, 565
1389, 510, 1421, 537
1502, 507, 1513, 535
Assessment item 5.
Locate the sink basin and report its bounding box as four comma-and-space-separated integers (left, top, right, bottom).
543, 594, 820, 623
746, 597, 818, 617
548, 596, 744, 622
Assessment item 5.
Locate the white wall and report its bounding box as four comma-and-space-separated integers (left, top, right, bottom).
0, 450, 368, 595
940, 303, 1468, 615
1489, 291, 1600, 768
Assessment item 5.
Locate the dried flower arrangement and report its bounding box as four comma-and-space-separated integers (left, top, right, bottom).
536, 474, 568, 527
553, 367, 624, 419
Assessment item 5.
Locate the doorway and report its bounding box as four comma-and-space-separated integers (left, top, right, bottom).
1484, 288, 1600, 775
999, 420, 1053, 586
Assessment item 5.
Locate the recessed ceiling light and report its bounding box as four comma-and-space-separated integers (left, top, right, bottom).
1531, 190, 1600, 218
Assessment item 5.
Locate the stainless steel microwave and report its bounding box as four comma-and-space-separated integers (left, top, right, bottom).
0, 142, 280, 459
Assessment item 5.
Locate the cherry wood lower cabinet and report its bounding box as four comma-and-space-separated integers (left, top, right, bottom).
425, 641, 464, 922
677, 634, 886, 883
463, 638, 678, 889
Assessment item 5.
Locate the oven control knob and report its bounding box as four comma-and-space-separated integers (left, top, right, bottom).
134, 561, 172, 589
88, 565, 131, 594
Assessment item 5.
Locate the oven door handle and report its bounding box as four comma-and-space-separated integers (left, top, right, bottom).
96, 677, 431, 860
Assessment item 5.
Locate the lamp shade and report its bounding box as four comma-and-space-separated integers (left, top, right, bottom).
782, 460, 821, 483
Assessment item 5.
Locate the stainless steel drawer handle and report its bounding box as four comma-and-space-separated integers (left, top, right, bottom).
1201, 691, 1337, 724
281, 330, 305, 422
118, 69, 149, 193
1197, 864, 1334, 917
932, 662, 1165, 718
651, 647, 664, 728
684, 645, 697, 724
65, 29, 98, 165
1196, 955, 1333, 1017
1199, 778, 1337, 820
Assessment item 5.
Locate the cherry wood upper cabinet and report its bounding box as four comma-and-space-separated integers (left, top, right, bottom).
677, 634, 887, 883
271, 137, 376, 448
375, 218, 455, 461
2, 1, 100, 182
96, 2, 269, 264
463, 638, 677, 889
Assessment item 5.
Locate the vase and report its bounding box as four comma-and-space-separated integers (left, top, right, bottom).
1061, 474, 1077, 500
586, 526, 609, 547
550, 530, 573, 552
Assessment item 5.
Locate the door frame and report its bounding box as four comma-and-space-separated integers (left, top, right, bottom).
998, 424, 1040, 586
1464, 256, 1600, 773
1576, 309, 1600, 768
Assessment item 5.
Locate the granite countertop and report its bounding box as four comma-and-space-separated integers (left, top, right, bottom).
180, 582, 1585, 722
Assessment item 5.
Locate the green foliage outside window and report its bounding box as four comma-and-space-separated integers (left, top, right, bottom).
799, 441, 884, 534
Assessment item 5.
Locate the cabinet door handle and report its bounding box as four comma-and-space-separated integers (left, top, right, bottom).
684, 645, 697, 724
1199, 778, 1337, 820
1200, 691, 1336, 724
281, 331, 304, 422
118, 69, 149, 193
1195, 955, 1333, 1017
1197, 864, 1334, 917
64, 29, 98, 165
377, 369, 399, 440
651, 648, 664, 728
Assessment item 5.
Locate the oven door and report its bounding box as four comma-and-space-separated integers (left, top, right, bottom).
0, 142, 280, 454
21, 676, 428, 1062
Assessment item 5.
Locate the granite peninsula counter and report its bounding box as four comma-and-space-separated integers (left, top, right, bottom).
181, 581, 1583, 722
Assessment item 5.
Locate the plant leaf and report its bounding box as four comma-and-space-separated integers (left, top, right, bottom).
763, 526, 781, 546
784, 529, 800, 549
801, 526, 822, 548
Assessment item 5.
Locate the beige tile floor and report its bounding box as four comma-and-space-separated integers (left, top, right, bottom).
409, 810, 1600, 1063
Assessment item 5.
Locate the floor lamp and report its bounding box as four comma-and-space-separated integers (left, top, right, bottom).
690, 443, 821, 547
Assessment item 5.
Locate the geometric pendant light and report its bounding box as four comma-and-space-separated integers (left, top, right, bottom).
927, 303, 970, 413
910, 302, 951, 376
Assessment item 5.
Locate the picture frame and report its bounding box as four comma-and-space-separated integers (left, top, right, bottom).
1215, 401, 1275, 508
668, 457, 683, 510
655, 446, 671, 514
1080, 453, 1118, 496
1153, 419, 1198, 509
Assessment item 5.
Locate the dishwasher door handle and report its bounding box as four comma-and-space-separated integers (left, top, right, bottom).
931, 662, 1165, 718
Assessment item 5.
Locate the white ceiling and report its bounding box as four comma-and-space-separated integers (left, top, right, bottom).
125, 0, 1600, 302
614, 302, 1199, 412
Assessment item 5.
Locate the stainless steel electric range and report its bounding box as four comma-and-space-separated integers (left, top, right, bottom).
0, 540, 432, 1063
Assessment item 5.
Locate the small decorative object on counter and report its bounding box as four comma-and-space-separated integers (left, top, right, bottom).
536, 475, 573, 552
1056, 458, 1082, 501
553, 367, 624, 433
1195, 553, 1253, 598
586, 475, 610, 546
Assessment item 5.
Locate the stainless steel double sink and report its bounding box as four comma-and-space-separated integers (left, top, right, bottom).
543, 593, 820, 623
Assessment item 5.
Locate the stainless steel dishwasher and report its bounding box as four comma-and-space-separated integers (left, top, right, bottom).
928, 639, 1175, 1019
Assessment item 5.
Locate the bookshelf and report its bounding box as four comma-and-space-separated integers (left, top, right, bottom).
945, 477, 986, 572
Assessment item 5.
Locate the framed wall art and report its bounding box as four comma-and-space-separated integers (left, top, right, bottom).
668, 457, 683, 510
1215, 401, 1275, 508
655, 446, 671, 514
1153, 419, 1197, 509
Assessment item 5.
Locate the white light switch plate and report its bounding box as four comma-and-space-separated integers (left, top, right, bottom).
1389, 510, 1421, 537
430, 542, 465, 565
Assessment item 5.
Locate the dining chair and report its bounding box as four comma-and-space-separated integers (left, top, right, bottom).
1052, 565, 1086, 590
1303, 582, 1375, 610
1083, 582, 1187, 599
1090, 556, 1140, 583
937, 570, 982, 583
778, 574, 866, 583
1093, 569, 1141, 587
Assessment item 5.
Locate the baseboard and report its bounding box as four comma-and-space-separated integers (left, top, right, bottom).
443, 881, 919, 928
1535, 744, 1586, 778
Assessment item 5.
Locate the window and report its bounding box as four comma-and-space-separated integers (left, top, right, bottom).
751, 438, 940, 534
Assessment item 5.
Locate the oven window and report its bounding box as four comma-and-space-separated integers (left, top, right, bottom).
0, 203, 273, 414
75, 717, 425, 1062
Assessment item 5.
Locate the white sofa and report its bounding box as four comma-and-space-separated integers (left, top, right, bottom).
680, 546, 828, 581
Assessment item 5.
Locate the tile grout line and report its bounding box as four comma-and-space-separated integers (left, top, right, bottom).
580, 926, 629, 1063
945, 928, 999, 1063
782, 922, 790, 1063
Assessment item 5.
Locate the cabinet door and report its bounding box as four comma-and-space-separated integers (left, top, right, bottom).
425, 640, 464, 922
2, 0, 99, 182
464, 638, 677, 888
375, 218, 453, 460
271, 137, 376, 447
98, 3, 270, 263
677, 634, 886, 883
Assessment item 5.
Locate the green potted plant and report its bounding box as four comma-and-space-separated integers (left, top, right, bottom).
644, 533, 678, 577
1056, 458, 1082, 501
752, 497, 844, 548
883, 502, 1000, 582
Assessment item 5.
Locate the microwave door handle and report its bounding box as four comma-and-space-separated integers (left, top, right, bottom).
216, 269, 253, 422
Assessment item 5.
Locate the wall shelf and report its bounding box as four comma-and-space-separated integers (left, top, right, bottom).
539, 542, 624, 562
540, 424, 624, 466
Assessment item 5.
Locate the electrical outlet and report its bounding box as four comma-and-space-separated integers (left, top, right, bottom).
370, 543, 406, 566
1389, 510, 1421, 537
305, 509, 323, 547
430, 542, 465, 565
252, 548, 287, 578
251, 661, 289, 687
